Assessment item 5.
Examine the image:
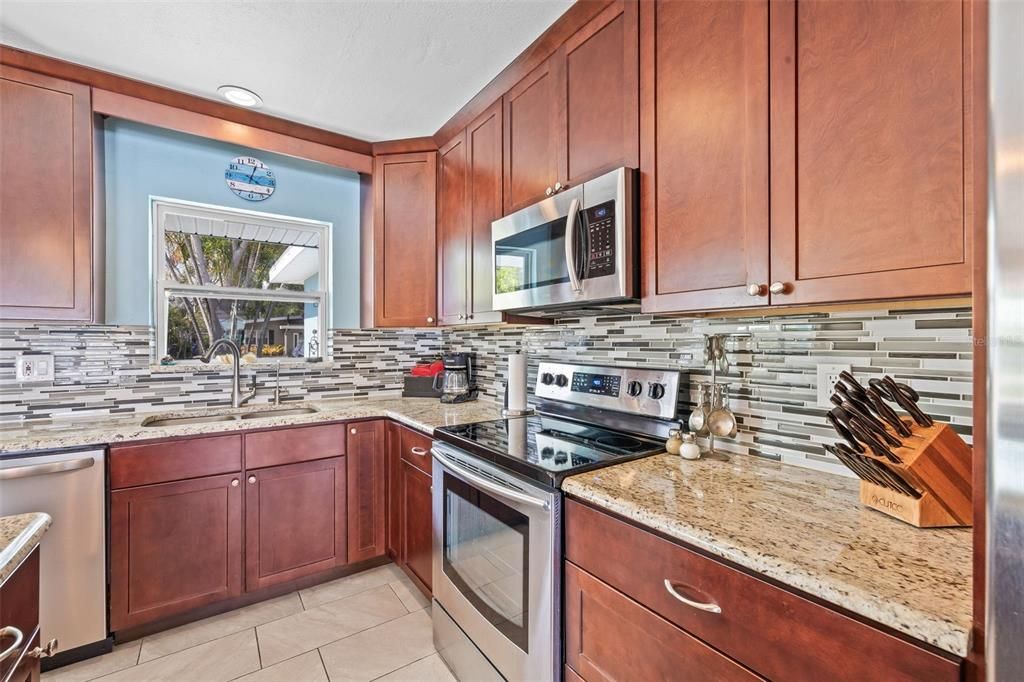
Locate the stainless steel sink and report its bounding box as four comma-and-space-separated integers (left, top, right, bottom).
239, 407, 318, 419
142, 414, 238, 427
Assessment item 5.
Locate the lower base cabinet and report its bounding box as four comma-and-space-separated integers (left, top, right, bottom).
245, 457, 347, 592
565, 562, 761, 681
387, 423, 434, 596
0, 548, 41, 682
110, 473, 243, 631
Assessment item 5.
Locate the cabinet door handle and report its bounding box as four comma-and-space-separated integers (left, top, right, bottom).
410, 447, 428, 457
231, 478, 239, 487
426, 316, 435, 324
746, 283, 765, 297
545, 186, 554, 196
247, 475, 257, 484
553, 181, 563, 193
28, 638, 58, 659
0, 626, 24, 664
350, 427, 357, 434
458, 314, 465, 321
663, 579, 722, 614
769, 281, 789, 295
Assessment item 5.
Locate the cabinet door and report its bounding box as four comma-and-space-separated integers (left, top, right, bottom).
467, 100, 505, 324
0, 548, 40, 682
503, 55, 565, 214
245, 457, 346, 592
565, 563, 762, 682
437, 131, 470, 325
768, 0, 973, 304
564, 0, 639, 187
346, 420, 387, 563
110, 474, 243, 631
0, 66, 93, 321
640, 0, 770, 313
401, 459, 433, 593
373, 152, 437, 327
386, 422, 402, 559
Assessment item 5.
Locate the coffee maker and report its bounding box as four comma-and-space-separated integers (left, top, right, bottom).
433, 352, 478, 403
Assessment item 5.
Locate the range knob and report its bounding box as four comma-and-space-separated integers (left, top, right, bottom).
626, 380, 643, 397
648, 382, 666, 400
540, 372, 555, 385
554, 451, 568, 465
555, 374, 569, 387
540, 446, 554, 459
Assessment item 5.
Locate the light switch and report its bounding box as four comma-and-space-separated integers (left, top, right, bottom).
15, 354, 55, 382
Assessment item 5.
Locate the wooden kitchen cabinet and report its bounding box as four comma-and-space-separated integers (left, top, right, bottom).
437, 130, 471, 325
565, 499, 961, 682
565, 562, 761, 682
0, 548, 41, 682
639, 0, 770, 313
346, 420, 387, 563
245, 457, 347, 592
386, 422, 434, 596
373, 151, 437, 327
767, 0, 976, 304
110, 473, 243, 631
401, 459, 433, 593
437, 99, 507, 326
503, 0, 638, 214
0, 65, 95, 322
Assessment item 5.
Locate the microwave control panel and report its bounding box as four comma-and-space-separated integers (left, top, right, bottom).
584, 200, 616, 278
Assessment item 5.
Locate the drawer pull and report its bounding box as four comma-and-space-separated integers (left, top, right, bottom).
663, 579, 722, 614
0, 626, 24, 664
410, 447, 428, 457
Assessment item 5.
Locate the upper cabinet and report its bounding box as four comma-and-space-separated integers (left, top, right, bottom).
503, 0, 639, 214
767, 0, 974, 305
437, 100, 506, 326
0, 66, 96, 321
642, 0, 976, 312
372, 151, 438, 327
640, 0, 769, 313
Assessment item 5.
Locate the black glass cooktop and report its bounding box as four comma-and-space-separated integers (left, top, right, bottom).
433, 415, 665, 488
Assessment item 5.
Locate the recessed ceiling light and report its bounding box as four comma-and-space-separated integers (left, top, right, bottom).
217, 85, 262, 108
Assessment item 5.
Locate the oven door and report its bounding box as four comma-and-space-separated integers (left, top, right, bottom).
431, 443, 560, 682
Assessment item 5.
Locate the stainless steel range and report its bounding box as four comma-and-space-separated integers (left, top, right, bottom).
430, 362, 683, 681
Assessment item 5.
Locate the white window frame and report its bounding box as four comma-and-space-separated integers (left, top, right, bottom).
151, 197, 332, 362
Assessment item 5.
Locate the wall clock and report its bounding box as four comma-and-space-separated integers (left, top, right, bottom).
225, 156, 276, 201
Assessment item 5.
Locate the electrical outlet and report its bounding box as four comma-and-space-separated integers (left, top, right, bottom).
15, 354, 55, 382
817, 363, 850, 408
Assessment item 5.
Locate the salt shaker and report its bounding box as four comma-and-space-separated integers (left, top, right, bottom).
665, 429, 683, 455
679, 433, 701, 460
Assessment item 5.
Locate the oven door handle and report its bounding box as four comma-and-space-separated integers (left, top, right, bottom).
431, 448, 551, 511
564, 197, 583, 293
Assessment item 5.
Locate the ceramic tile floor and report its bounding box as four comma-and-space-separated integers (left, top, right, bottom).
42, 564, 455, 682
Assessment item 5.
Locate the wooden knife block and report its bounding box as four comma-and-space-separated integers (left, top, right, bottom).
860, 422, 972, 528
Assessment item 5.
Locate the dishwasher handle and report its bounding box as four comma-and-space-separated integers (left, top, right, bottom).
0, 456, 96, 481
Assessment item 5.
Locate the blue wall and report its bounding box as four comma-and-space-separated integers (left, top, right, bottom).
103, 119, 361, 327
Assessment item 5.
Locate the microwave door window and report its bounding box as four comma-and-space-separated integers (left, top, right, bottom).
494, 217, 570, 294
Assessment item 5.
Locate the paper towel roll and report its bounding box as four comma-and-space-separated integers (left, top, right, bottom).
507, 353, 528, 412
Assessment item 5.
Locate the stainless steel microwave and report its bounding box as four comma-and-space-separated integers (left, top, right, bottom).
491, 167, 638, 312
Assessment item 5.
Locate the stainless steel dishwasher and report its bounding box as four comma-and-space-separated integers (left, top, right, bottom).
0, 448, 110, 668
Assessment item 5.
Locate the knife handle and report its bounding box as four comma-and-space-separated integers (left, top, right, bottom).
865, 387, 914, 438
826, 411, 866, 454
880, 376, 934, 427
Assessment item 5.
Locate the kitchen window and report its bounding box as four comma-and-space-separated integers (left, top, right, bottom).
152, 198, 331, 362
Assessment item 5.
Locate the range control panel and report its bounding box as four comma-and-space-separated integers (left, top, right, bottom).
583, 200, 616, 278
535, 361, 681, 420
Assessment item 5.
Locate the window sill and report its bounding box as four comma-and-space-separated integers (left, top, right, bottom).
149, 359, 334, 373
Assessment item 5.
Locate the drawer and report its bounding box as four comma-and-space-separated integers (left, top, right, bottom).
110, 434, 242, 488
565, 562, 762, 682
399, 425, 432, 475
565, 500, 960, 682
244, 423, 346, 469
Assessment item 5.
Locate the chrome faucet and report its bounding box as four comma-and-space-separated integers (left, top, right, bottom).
198, 339, 257, 408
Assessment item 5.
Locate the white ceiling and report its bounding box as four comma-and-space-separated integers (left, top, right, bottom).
0, 0, 573, 142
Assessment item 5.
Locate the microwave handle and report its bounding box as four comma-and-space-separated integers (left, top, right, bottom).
564, 197, 583, 293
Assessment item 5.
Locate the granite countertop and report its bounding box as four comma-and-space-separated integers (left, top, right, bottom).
0, 397, 504, 454
562, 453, 973, 658
0, 513, 51, 584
